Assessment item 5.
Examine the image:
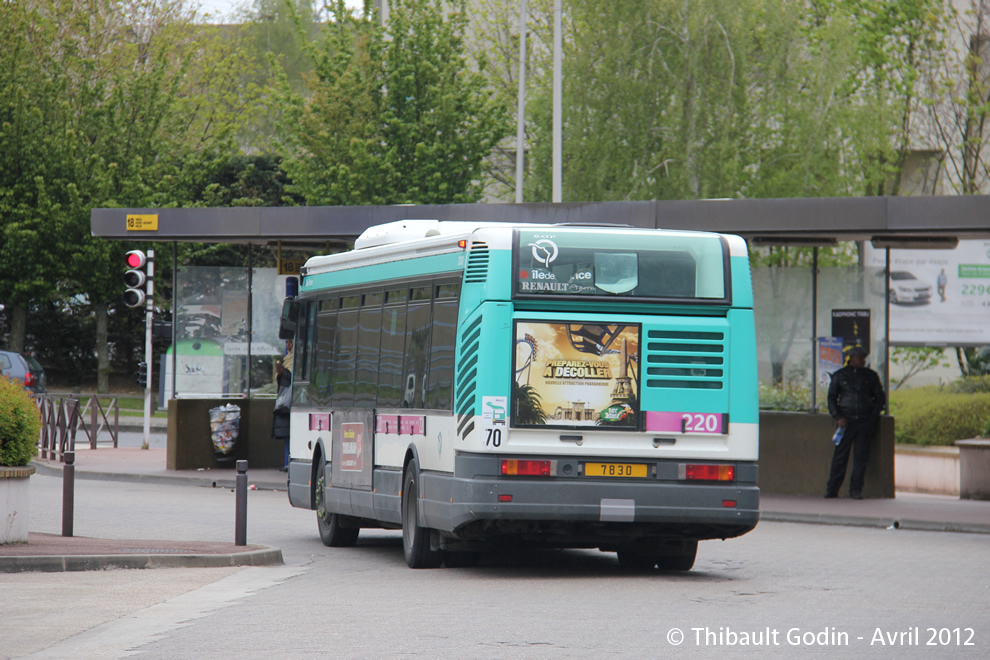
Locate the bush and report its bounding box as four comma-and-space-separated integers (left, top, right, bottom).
759, 381, 810, 411
889, 386, 990, 446
0, 376, 41, 466
948, 376, 990, 394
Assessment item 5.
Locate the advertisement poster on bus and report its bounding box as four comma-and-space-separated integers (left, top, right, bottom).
864, 239, 990, 345
513, 322, 640, 430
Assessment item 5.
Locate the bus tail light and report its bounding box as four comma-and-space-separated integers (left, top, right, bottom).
501, 459, 551, 476
683, 464, 734, 481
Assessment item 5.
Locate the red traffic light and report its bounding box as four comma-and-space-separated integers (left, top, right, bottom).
126, 250, 146, 269
124, 249, 150, 308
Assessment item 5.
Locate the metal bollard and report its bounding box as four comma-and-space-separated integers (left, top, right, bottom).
235, 460, 248, 546
62, 451, 75, 537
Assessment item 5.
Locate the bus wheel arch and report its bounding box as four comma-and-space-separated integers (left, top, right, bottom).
401, 456, 444, 568
313, 446, 359, 547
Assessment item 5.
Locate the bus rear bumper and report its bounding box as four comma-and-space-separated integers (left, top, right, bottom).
422, 472, 759, 544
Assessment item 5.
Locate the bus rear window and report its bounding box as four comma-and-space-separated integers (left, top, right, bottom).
514, 228, 727, 301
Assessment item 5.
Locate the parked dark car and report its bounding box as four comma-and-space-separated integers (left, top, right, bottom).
0, 350, 47, 394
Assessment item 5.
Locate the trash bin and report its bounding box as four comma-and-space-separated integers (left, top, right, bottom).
209, 403, 241, 463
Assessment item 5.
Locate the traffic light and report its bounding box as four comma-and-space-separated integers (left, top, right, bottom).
136, 361, 147, 388
124, 250, 149, 308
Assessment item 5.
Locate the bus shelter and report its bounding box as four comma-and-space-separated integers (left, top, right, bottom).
92, 197, 990, 486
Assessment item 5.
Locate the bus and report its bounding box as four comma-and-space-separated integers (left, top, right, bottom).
280, 219, 759, 570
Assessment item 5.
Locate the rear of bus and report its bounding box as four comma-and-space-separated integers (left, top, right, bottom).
447, 225, 759, 568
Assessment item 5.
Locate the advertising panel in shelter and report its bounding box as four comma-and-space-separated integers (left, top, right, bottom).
513, 321, 640, 430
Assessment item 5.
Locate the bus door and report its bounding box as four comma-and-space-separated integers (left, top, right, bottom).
330, 409, 374, 492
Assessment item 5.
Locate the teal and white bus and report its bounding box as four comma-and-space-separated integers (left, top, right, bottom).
280, 220, 759, 569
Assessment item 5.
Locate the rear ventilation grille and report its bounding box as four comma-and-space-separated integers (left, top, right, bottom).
464, 243, 490, 283
644, 329, 726, 390
455, 315, 483, 439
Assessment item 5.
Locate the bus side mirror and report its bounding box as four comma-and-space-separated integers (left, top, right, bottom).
279, 298, 298, 340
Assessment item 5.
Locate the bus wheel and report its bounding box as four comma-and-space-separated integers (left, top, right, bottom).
316, 474, 359, 547
656, 540, 697, 572
402, 459, 444, 568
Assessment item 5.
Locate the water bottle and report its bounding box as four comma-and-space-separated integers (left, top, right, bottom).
832, 427, 844, 445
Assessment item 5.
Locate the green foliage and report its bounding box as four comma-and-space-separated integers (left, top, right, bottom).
0, 0, 265, 387
0, 376, 41, 466
758, 381, 813, 412
191, 154, 303, 208
889, 387, 990, 446
890, 346, 950, 390
276, 0, 510, 205
476, 0, 945, 202
948, 376, 990, 394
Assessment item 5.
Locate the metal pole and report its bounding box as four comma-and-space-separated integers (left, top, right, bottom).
811, 247, 819, 413
143, 249, 154, 448
552, 0, 562, 203
172, 242, 178, 401
247, 245, 253, 398
235, 460, 248, 545
62, 451, 74, 537
883, 247, 891, 412
515, 0, 527, 204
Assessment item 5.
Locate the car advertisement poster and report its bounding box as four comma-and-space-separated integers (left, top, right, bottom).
513, 322, 640, 430
865, 239, 990, 346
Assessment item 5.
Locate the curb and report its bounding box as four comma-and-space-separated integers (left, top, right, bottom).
0, 546, 284, 573
760, 511, 990, 535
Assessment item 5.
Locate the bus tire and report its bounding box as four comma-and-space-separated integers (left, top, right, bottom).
656, 540, 697, 572
402, 459, 444, 568
316, 474, 359, 547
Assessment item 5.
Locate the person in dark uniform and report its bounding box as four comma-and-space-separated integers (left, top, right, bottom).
825, 346, 886, 499
273, 360, 292, 471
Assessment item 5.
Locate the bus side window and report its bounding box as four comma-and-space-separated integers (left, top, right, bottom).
402, 287, 433, 409
313, 309, 337, 405
378, 302, 407, 408
426, 283, 459, 410
355, 293, 382, 408
333, 308, 359, 407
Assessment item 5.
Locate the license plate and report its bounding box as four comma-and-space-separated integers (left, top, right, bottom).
585, 462, 647, 478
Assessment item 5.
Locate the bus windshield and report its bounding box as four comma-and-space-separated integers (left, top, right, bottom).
514, 227, 727, 301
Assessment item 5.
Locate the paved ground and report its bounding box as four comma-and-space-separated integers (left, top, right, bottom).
4, 438, 989, 573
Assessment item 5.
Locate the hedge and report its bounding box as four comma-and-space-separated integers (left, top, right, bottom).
0, 376, 41, 466
889, 387, 990, 446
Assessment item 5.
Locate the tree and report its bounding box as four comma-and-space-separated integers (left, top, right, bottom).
921, 0, 990, 195
817, 0, 948, 197
0, 0, 261, 391
890, 346, 951, 389
476, 0, 928, 203
276, 0, 510, 205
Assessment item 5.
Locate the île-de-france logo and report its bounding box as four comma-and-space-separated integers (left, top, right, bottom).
529, 239, 559, 267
